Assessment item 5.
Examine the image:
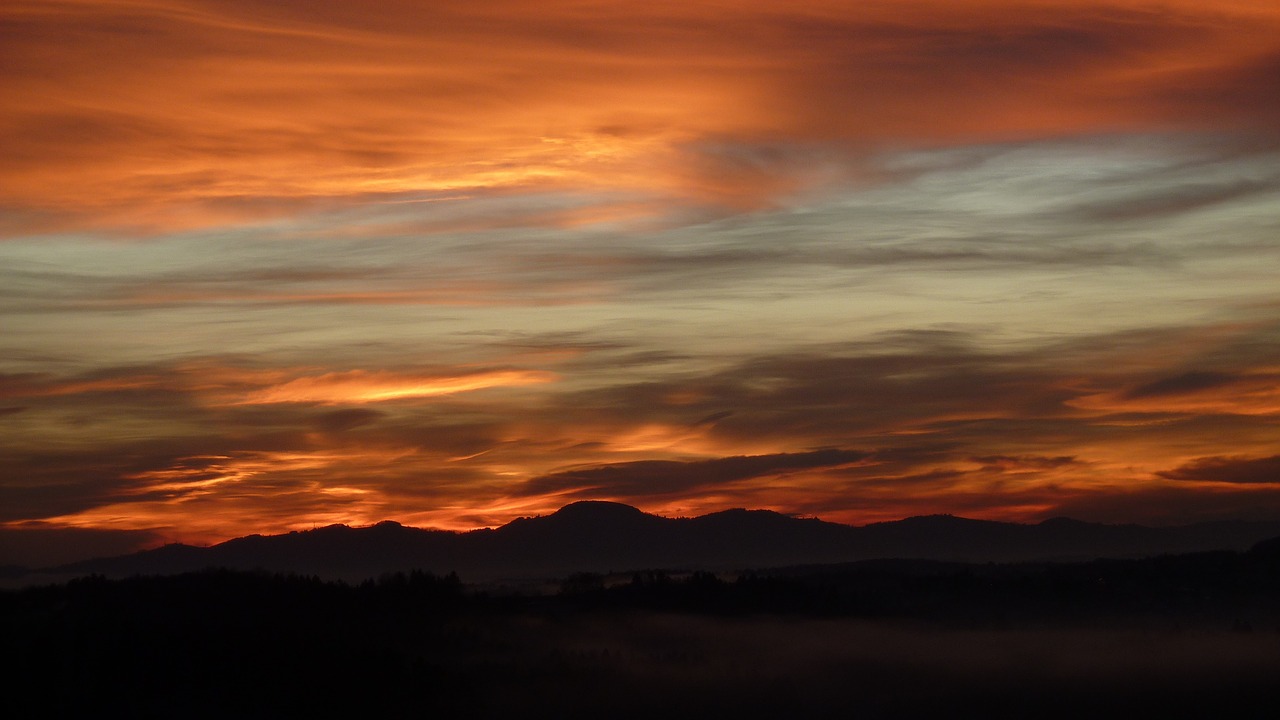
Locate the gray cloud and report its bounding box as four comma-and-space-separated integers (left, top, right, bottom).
521, 449, 870, 499
1149, 51, 1280, 130
1125, 371, 1237, 399
1082, 176, 1280, 222
1158, 455, 1280, 485
971, 455, 1078, 471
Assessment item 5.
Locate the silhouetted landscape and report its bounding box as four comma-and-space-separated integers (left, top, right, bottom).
6, 504, 1280, 717
12, 501, 1280, 586
9, 1, 1280, 717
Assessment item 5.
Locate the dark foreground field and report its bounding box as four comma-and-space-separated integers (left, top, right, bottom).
5, 549, 1280, 718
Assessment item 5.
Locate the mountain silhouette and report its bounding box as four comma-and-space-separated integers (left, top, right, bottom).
33, 503, 1280, 584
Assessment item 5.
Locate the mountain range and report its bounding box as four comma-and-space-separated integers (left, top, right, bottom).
20, 501, 1280, 584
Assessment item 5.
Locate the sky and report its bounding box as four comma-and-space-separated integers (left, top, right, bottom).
3, 0, 1279, 566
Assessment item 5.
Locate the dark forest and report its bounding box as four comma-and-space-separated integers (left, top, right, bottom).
7, 540, 1280, 718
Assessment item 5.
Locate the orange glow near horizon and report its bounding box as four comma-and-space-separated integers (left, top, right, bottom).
14, 419, 1277, 544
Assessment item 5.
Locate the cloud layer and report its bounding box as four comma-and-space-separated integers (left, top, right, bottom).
4, 1, 1279, 233
2, 1, 1279, 565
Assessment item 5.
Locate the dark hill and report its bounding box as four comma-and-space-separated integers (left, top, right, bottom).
33, 503, 1280, 584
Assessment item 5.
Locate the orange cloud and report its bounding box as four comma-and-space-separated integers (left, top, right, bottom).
4, 0, 1279, 234
233, 369, 557, 405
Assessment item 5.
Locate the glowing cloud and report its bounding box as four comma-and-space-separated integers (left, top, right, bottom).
233, 369, 557, 405
3, 0, 1279, 234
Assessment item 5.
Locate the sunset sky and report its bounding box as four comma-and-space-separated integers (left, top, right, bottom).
3, 0, 1279, 566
